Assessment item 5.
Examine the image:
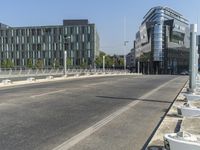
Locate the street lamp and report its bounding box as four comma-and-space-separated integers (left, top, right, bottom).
148, 59, 150, 75
124, 41, 129, 71
63, 36, 70, 76
103, 55, 105, 73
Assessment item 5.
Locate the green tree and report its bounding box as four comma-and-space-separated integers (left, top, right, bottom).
67, 58, 73, 68
1, 60, 6, 68
27, 58, 33, 68
1, 59, 14, 68
95, 51, 106, 68
35, 59, 44, 69
105, 55, 113, 68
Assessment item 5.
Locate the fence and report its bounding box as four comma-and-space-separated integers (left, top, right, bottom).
0, 68, 130, 79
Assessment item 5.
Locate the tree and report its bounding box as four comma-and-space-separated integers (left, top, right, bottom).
1, 59, 14, 68
95, 51, 106, 68
67, 58, 73, 68
35, 59, 44, 69
105, 55, 113, 68
27, 58, 33, 68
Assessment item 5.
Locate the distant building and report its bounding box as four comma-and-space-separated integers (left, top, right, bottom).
197, 35, 200, 69
135, 6, 190, 74
126, 41, 136, 72
0, 19, 100, 69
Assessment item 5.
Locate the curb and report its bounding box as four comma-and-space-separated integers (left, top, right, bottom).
145, 79, 188, 150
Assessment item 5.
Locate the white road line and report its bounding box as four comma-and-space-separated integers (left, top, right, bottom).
30, 89, 67, 98
52, 77, 181, 150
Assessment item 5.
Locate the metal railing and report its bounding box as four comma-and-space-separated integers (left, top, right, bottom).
0, 68, 130, 79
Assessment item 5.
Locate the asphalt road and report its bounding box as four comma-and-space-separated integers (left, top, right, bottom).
0, 75, 188, 150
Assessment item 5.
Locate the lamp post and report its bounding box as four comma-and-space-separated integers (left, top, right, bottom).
103, 55, 105, 73
148, 59, 150, 75
64, 51, 67, 76
189, 24, 197, 92
63, 36, 71, 76
124, 41, 129, 71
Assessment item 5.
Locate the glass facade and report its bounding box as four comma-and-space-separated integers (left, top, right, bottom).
135, 6, 189, 74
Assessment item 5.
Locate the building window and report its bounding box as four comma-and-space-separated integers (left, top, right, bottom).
76, 27, 79, 34
82, 34, 85, 42
11, 30, 14, 36
88, 50, 90, 57
82, 26, 85, 34
16, 37, 19, 44
38, 36, 41, 43
22, 36, 25, 44
76, 42, 79, 49
33, 36, 35, 43
87, 42, 90, 49
32, 29, 36, 36
17, 51, 19, 59
16, 44, 19, 51
88, 27, 90, 34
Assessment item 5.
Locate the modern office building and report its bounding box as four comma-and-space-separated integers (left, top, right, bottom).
0, 19, 100, 69
197, 35, 200, 70
126, 41, 136, 72
135, 6, 190, 74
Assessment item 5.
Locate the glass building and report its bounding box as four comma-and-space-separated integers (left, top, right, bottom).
0, 20, 100, 69
135, 6, 190, 74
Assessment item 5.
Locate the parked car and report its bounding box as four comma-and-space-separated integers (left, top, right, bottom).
180, 71, 189, 75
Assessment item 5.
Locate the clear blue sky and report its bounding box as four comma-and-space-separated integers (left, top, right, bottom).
1, 0, 200, 55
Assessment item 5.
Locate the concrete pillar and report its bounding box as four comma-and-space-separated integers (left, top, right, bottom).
189, 24, 197, 92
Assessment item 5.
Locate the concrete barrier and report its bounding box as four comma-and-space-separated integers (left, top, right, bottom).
184, 93, 200, 101
46, 76, 54, 80
27, 77, 36, 82
1, 79, 12, 85
164, 132, 200, 150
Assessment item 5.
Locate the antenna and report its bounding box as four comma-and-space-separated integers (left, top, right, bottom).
123, 16, 128, 71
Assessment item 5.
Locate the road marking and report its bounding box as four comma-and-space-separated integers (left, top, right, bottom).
52, 77, 181, 150
30, 89, 67, 98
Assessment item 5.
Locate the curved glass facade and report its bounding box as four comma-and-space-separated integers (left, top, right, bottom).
153, 24, 163, 61
135, 6, 189, 74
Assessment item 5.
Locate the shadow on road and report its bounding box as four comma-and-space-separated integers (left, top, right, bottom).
96, 96, 172, 104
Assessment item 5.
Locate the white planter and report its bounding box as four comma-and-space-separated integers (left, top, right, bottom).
164, 132, 200, 150
27, 77, 36, 82
1, 79, 12, 85
46, 76, 54, 80
184, 93, 200, 101
180, 105, 200, 117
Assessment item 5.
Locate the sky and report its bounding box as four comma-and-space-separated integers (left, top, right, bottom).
0, 0, 200, 55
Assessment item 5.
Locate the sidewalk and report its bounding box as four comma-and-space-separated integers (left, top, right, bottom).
146, 83, 188, 149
